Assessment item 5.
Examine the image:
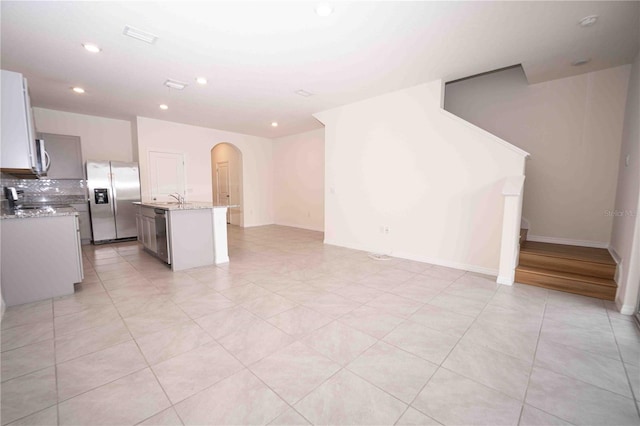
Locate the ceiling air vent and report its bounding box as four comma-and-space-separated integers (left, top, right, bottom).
164, 79, 188, 90
123, 25, 158, 44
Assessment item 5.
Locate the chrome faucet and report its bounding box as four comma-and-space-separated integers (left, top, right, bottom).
169, 193, 185, 204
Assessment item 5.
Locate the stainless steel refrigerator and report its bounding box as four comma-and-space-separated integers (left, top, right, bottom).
87, 160, 141, 243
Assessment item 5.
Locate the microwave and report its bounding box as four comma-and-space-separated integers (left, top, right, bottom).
33, 138, 51, 176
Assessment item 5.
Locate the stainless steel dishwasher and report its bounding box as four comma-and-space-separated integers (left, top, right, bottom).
154, 208, 170, 264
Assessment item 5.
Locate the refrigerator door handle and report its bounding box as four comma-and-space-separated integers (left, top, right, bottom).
111, 173, 117, 217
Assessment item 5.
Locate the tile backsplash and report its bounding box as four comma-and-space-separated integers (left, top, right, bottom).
1, 174, 87, 205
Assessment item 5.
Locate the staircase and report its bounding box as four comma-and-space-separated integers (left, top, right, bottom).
515, 240, 617, 300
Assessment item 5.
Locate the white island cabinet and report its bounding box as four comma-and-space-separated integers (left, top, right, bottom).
134, 202, 232, 271
136, 206, 157, 254
1, 212, 83, 306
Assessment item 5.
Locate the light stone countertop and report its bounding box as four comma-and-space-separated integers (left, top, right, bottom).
133, 201, 239, 211
1, 207, 79, 220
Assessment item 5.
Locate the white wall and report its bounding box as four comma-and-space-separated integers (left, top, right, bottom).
33, 108, 133, 163
211, 143, 243, 226
136, 117, 273, 228
273, 128, 325, 232
611, 52, 640, 314
445, 65, 631, 246
315, 80, 527, 274
131, 117, 139, 163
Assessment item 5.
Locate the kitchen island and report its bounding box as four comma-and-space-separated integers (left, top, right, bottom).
134, 202, 235, 271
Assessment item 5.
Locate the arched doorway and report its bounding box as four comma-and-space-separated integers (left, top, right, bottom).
211, 143, 243, 227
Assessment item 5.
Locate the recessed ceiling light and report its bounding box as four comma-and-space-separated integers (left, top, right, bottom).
196, 77, 207, 85
82, 43, 101, 53
571, 58, 591, 66
164, 79, 188, 90
295, 89, 314, 97
315, 2, 333, 17
123, 25, 158, 44
72, 87, 85, 94
271, 122, 278, 127
159, 104, 169, 110
578, 15, 598, 27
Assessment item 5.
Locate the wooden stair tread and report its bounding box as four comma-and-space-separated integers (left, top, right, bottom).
515, 265, 617, 288
518, 251, 615, 280
520, 241, 615, 265
515, 268, 616, 301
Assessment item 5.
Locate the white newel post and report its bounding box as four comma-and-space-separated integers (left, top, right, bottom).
497, 176, 526, 286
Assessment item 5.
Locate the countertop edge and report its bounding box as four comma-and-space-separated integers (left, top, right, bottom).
134, 202, 239, 211
1, 211, 79, 220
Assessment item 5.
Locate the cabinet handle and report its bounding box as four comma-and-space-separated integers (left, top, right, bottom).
43, 150, 51, 172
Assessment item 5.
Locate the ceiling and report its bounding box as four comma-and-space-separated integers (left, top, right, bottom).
1, 1, 639, 138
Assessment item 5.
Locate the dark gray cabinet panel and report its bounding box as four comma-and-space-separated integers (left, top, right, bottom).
70, 203, 91, 242
38, 133, 83, 179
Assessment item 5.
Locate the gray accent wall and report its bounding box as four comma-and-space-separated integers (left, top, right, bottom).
445, 65, 631, 246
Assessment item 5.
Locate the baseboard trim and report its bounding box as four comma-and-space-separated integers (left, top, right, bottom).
394, 251, 499, 277
323, 238, 499, 277
497, 275, 514, 286
608, 246, 622, 264
273, 221, 324, 233
241, 222, 277, 228
242, 222, 324, 232
526, 235, 609, 249
615, 296, 635, 315
608, 246, 622, 285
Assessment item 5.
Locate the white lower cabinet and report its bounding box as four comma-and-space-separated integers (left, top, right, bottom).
144, 216, 157, 253
0, 214, 83, 306
137, 206, 157, 254
136, 211, 143, 244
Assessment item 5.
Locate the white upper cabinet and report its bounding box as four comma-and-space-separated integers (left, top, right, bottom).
1, 69, 42, 176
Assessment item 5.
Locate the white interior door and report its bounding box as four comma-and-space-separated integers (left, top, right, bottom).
149, 151, 185, 201
217, 161, 230, 223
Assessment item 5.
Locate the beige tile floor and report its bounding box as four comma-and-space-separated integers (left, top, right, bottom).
1, 225, 640, 425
